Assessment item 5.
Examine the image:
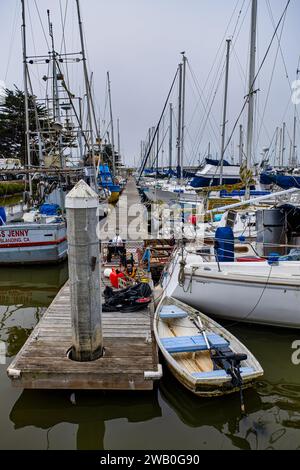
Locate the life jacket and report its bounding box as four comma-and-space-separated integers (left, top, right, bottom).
109, 269, 126, 288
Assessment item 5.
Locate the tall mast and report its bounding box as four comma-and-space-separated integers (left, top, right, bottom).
292, 68, 299, 167
292, 116, 297, 167
107, 72, 116, 175
274, 127, 279, 167
169, 103, 173, 173
278, 128, 283, 167
47, 10, 64, 169
47, 10, 59, 123
281, 122, 286, 166
21, 0, 32, 196
239, 125, 244, 166
156, 126, 160, 174
180, 53, 187, 183
76, 0, 97, 188
117, 118, 121, 161
246, 0, 258, 196
177, 63, 183, 181
220, 39, 231, 185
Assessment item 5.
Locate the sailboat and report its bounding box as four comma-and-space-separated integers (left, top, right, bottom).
161, 0, 300, 329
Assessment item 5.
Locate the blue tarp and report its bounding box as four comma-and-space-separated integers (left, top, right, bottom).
39, 204, 60, 216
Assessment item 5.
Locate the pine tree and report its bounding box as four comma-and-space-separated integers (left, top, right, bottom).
0, 87, 48, 166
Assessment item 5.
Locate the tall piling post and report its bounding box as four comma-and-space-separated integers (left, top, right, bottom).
66, 180, 103, 362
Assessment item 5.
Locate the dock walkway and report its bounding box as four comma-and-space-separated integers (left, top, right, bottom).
7, 180, 160, 390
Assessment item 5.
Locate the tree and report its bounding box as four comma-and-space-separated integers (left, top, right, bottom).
0, 87, 48, 166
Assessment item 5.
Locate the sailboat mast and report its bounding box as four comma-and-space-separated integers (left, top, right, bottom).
246, 0, 258, 195
292, 68, 299, 167
169, 103, 173, 173
21, 0, 32, 196
75, 0, 97, 187
239, 125, 244, 166
107, 72, 116, 175
220, 39, 231, 185
117, 118, 121, 159
281, 122, 286, 166
177, 63, 183, 181
180, 53, 187, 183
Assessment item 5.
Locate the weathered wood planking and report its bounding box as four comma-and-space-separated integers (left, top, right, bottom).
7, 180, 160, 390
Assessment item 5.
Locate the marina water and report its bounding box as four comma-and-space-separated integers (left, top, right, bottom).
0, 259, 300, 449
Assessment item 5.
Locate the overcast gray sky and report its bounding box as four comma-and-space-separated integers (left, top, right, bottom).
0, 0, 299, 167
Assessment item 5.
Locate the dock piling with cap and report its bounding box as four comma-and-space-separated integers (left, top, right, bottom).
66, 180, 103, 362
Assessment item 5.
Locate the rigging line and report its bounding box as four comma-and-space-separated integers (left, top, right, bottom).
27, 1, 46, 99
190, 69, 225, 166
266, 0, 290, 84
201, 0, 248, 112
59, 0, 69, 54
138, 68, 179, 180
187, 60, 221, 143
33, 0, 50, 51
266, 0, 300, 130
59, 0, 71, 92
5, 0, 19, 82
187, 60, 224, 161
191, 45, 226, 136
256, 7, 287, 148
202, 0, 241, 94
232, 44, 271, 143
222, 0, 292, 162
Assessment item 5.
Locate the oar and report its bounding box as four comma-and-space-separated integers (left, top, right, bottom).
193, 312, 246, 415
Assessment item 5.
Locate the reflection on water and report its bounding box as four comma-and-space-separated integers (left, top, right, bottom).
10, 390, 162, 450
1, 263, 300, 450
0, 264, 68, 361
0, 264, 68, 307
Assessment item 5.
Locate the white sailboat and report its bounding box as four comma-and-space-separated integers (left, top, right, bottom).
162, 248, 300, 329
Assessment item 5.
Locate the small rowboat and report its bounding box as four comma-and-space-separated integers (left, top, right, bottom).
154, 296, 263, 397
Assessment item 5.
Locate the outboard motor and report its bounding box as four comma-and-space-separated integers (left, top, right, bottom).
214, 226, 234, 262
0, 207, 6, 226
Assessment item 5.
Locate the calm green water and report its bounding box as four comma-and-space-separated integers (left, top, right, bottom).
0, 263, 300, 450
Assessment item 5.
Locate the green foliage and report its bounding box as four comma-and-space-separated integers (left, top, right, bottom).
0, 87, 48, 166
0, 182, 25, 197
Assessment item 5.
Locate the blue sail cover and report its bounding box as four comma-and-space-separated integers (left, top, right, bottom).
205, 158, 231, 166
260, 172, 300, 189
190, 176, 241, 188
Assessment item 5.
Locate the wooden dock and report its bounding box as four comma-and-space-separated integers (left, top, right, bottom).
7, 179, 161, 390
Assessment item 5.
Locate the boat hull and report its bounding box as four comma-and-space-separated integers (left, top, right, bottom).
166, 262, 300, 329
0, 222, 67, 265
155, 297, 263, 397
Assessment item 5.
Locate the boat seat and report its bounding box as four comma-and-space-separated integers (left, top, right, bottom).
161, 334, 229, 354
191, 367, 254, 379
159, 305, 188, 320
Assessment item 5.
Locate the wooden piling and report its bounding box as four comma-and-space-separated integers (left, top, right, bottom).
66, 180, 103, 362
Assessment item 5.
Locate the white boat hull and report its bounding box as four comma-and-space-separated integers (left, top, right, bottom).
146, 188, 200, 204
0, 222, 67, 265
164, 256, 300, 329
